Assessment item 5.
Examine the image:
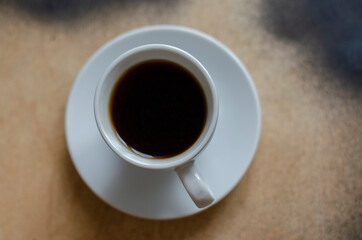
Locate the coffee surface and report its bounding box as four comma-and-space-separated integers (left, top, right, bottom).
109, 60, 207, 158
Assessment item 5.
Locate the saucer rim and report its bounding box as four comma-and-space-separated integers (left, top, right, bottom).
65, 25, 261, 220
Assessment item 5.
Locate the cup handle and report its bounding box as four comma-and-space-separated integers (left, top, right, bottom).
175, 161, 214, 208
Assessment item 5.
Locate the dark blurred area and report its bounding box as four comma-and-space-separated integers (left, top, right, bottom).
0, 0, 176, 21
263, 0, 362, 84
1, 0, 361, 86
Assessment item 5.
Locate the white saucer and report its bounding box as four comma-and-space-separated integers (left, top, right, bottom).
65, 25, 261, 220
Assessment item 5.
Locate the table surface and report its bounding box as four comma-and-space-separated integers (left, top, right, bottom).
0, 0, 361, 239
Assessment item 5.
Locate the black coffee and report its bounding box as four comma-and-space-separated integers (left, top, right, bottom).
109, 60, 207, 159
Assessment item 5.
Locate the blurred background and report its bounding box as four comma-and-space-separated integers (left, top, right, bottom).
0, 0, 361, 239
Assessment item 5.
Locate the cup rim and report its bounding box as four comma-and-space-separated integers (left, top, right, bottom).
94, 44, 218, 170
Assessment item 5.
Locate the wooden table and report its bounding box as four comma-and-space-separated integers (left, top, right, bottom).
0, 0, 361, 239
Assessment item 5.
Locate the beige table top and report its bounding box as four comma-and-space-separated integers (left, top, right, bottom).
0, 0, 361, 239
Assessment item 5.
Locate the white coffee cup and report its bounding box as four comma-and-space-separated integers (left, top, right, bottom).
94, 44, 218, 208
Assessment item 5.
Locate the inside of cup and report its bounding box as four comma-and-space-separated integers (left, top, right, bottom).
94, 44, 218, 169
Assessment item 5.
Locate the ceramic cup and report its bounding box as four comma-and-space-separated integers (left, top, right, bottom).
94, 44, 218, 208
